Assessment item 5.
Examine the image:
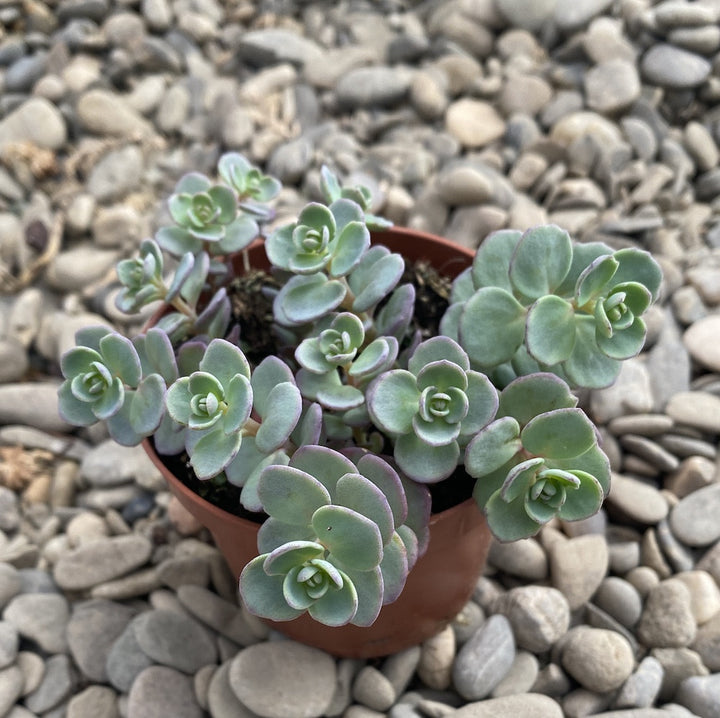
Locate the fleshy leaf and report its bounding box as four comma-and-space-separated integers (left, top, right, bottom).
366, 371, 418, 435
509, 225, 572, 300
239, 556, 304, 621
128, 374, 166, 436
485, 491, 543, 542
465, 416, 522, 478
336, 473, 394, 544
471, 229, 522, 293
408, 336, 469, 375
259, 465, 331, 525
521, 408, 596, 460
497, 372, 577, 426
611, 248, 663, 300
596, 316, 646, 360
255, 382, 302, 452
526, 295, 576, 366
279, 273, 346, 325
379, 533, 408, 604
308, 571, 358, 626
459, 287, 525, 368
199, 339, 251, 389
312, 505, 383, 570
575, 254, 619, 307
394, 433, 459, 483
563, 316, 621, 389
190, 428, 242, 479
557, 470, 604, 521
99, 334, 142, 388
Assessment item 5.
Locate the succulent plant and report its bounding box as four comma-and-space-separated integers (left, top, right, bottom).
240, 446, 429, 626
440, 225, 662, 388
59, 153, 663, 628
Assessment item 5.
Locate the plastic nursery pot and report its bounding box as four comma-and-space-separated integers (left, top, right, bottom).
143, 227, 493, 658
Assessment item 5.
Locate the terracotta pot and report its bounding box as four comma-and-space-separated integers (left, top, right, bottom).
143, 226, 493, 658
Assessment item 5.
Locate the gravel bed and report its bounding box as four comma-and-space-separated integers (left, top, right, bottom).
1, 0, 720, 716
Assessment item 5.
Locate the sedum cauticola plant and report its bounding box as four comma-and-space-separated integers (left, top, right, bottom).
58, 153, 663, 627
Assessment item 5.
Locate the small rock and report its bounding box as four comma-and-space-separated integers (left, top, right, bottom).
641, 44, 712, 88
0, 382, 71, 433
205, 660, 248, 717
417, 624, 455, 690
554, 0, 614, 31
67, 685, 120, 718
0, 621, 18, 669
673, 571, 720, 625
24, 653, 75, 714
53, 535, 153, 590
132, 609, 217, 674
495, 0, 557, 31
81, 440, 160, 488
446, 99, 506, 148
335, 67, 412, 109
614, 656, 664, 709
127, 665, 203, 718
690, 612, 720, 671
561, 626, 635, 692
452, 615, 516, 700
549, 534, 609, 610
676, 674, 720, 718
0, 97, 66, 151
665, 392, 720, 434
45, 246, 119, 293
453, 692, 563, 717
669, 483, 720, 547
105, 622, 154, 693
488, 538, 548, 580
86, 145, 144, 203
0, 665, 25, 717
3, 592, 69, 653
637, 580, 697, 648
594, 577, 643, 629
353, 666, 396, 712
585, 59, 641, 114
651, 646, 709, 702
67, 599, 135, 683
683, 315, 720, 372
229, 641, 336, 718
494, 586, 570, 653
607, 474, 669, 525
77, 89, 155, 137
437, 166, 494, 206
491, 650, 539, 697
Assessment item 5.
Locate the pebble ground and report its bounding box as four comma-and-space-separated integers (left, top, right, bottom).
1, 0, 720, 717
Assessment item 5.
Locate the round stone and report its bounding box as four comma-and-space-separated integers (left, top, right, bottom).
607, 474, 669, 525
0, 97, 67, 151
637, 580, 697, 648
669, 483, 720, 547
127, 665, 203, 718
436, 166, 494, 206
0, 622, 19, 669
594, 577, 643, 629
132, 610, 217, 674
67, 599, 135, 683
352, 666, 395, 712
67, 685, 119, 718
585, 59, 641, 114
683, 315, 720, 372
446, 99, 506, 148
53, 535, 153, 590
641, 44, 711, 88
549, 534, 609, 610
3, 593, 69, 653
561, 626, 635, 692
676, 674, 720, 718
454, 692, 563, 717
228, 641, 336, 718
417, 624, 455, 690
452, 615, 516, 700
488, 538, 548, 581
495, 586, 570, 653
665, 391, 720, 434
495, 0, 557, 31
77, 89, 154, 137
335, 67, 411, 109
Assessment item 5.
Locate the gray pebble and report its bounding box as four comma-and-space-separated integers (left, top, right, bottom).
0, 621, 18, 669
594, 577, 643, 628
446, 99, 506, 149
0, 97, 67, 151
585, 59, 641, 114
491, 650, 539, 697
683, 314, 720, 372
67, 599, 135, 683
614, 656, 664, 709
608, 474, 670, 524
45, 245, 119, 293
641, 44, 711, 88
495, 586, 570, 653
452, 615, 515, 700
561, 626, 635, 692
206, 660, 252, 718
651, 646, 709, 702
53, 535, 153, 590
67, 685, 120, 718
0, 665, 25, 717
238, 29, 323, 68
105, 621, 154, 692
0, 382, 72, 432
86, 145, 144, 202
637, 580, 697, 648
24, 653, 75, 714
676, 673, 720, 718
669, 483, 720, 547
353, 666, 396, 712
549, 534, 609, 610
229, 642, 337, 718
453, 692, 563, 717
488, 537, 548, 580
554, 0, 614, 32
495, 0, 557, 31
127, 665, 203, 718
81, 440, 160, 488
417, 624, 455, 690
3, 592, 69, 653
665, 391, 720, 434
336, 67, 412, 110
77, 89, 154, 137
132, 609, 217, 674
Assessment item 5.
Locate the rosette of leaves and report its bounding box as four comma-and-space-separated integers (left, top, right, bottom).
465, 373, 610, 541
239, 446, 430, 626
217, 152, 281, 219
295, 312, 398, 416
58, 327, 166, 445
165, 339, 302, 480
156, 172, 258, 256
367, 336, 499, 482
270, 204, 405, 327
319, 165, 392, 230
441, 225, 663, 388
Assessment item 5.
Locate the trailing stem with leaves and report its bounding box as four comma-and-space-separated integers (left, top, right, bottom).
58, 154, 662, 627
